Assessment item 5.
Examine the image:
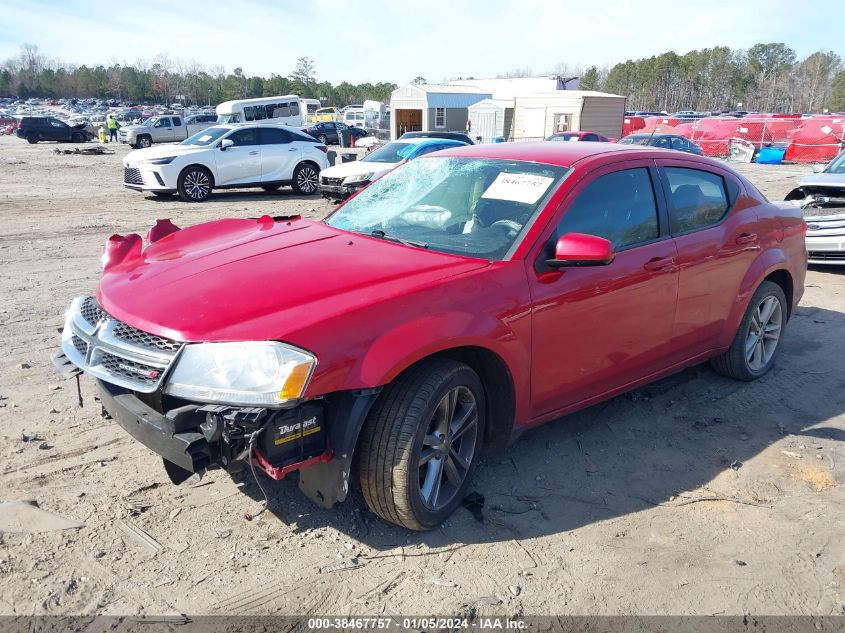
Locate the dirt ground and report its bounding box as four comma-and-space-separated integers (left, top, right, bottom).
0, 134, 842, 617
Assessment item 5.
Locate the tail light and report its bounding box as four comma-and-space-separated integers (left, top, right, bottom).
317, 145, 328, 153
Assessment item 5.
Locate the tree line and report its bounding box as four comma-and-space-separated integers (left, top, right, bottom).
2, 42, 844, 113
578, 43, 845, 113
0, 46, 396, 107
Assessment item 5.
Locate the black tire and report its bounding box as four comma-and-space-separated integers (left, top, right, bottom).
317, 134, 328, 145
71, 132, 84, 143
261, 184, 281, 192
358, 358, 486, 530
177, 165, 213, 202
26, 132, 38, 144
136, 135, 152, 149
711, 280, 787, 381
291, 163, 319, 195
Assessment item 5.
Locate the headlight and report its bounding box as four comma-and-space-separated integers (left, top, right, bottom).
139, 156, 176, 165
342, 173, 374, 186
164, 341, 316, 407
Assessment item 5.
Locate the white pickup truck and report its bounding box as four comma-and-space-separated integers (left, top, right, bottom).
118, 115, 216, 148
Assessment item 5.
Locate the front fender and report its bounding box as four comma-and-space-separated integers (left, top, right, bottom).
358, 311, 525, 387
719, 248, 789, 349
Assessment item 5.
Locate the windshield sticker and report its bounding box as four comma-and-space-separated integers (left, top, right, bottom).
197, 135, 212, 142
481, 172, 554, 204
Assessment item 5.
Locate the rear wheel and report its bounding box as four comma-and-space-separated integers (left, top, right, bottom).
291, 163, 319, 195
317, 134, 328, 145
177, 166, 212, 202
358, 359, 485, 530
26, 132, 38, 144
711, 280, 786, 381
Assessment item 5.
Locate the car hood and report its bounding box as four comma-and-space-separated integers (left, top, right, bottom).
320, 159, 397, 180
797, 172, 845, 188
97, 217, 489, 343
124, 144, 206, 166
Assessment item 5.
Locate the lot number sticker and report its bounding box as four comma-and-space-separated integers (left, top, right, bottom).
481, 172, 554, 204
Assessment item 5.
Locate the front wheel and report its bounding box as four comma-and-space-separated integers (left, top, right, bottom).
291, 163, 319, 195
177, 166, 213, 202
711, 280, 787, 381
358, 359, 486, 530
71, 132, 84, 143
26, 132, 38, 144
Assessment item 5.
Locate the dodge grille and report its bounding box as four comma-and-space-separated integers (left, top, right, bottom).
61, 296, 183, 393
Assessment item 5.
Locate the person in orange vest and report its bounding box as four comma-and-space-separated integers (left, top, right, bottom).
107, 115, 119, 142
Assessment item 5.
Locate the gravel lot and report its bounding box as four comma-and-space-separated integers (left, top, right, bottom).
0, 134, 842, 617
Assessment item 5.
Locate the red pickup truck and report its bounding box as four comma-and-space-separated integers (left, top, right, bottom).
55, 142, 806, 530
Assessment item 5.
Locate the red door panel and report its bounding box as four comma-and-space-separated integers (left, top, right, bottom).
526, 161, 679, 418
658, 160, 761, 361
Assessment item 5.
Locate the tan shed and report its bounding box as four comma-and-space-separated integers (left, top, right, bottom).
512, 91, 627, 141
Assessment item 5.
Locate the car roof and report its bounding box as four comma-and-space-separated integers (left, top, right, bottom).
428, 140, 652, 167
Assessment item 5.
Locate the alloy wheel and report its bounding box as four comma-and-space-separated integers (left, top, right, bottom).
184, 170, 210, 200
418, 386, 479, 511
745, 295, 782, 371
296, 166, 318, 194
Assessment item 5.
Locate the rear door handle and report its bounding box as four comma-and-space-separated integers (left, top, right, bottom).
288, 148, 297, 152
643, 256, 674, 271
736, 233, 757, 245
249, 150, 259, 155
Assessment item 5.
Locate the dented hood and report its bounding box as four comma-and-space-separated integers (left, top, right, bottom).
97, 217, 489, 343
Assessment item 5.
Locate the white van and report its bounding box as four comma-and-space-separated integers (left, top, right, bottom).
216, 95, 305, 126
343, 107, 366, 127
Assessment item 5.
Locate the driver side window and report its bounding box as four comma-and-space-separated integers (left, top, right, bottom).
556, 168, 659, 250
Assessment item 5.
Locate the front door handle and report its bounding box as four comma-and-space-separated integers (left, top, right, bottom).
288, 148, 297, 152
736, 233, 757, 245
249, 150, 259, 155
643, 256, 674, 271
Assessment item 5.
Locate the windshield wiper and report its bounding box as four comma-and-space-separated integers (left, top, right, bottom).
370, 229, 428, 249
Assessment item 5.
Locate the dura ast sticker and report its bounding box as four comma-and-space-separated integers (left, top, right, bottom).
481, 172, 555, 204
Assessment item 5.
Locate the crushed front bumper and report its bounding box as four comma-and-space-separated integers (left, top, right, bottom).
96, 378, 210, 474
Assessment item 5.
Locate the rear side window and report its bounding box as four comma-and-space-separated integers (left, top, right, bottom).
272, 103, 291, 118
259, 127, 292, 145
172, 117, 181, 126
664, 167, 730, 233
289, 101, 300, 116
243, 107, 254, 122
556, 168, 659, 249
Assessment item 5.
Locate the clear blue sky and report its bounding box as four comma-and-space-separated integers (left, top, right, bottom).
1, 0, 842, 84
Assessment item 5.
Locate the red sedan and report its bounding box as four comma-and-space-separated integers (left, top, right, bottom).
56, 142, 806, 530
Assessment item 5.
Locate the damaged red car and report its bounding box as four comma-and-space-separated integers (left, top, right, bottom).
55, 142, 807, 530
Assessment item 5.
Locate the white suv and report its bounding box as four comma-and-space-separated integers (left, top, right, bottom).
122, 123, 329, 202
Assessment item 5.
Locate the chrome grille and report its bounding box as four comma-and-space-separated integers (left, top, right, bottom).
100, 352, 161, 386
113, 322, 181, 353
61, 296, 183, 393
124, 167, 143, 185
71, 334, 88, 357
80, 296, 106, 326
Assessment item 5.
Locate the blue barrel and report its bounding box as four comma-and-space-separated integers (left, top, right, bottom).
493, 137, 505, 143
756, 147, 785, 164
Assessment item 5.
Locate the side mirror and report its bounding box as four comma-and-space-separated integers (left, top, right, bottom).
546, 232, 616, 268
220, 138, 234, 151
